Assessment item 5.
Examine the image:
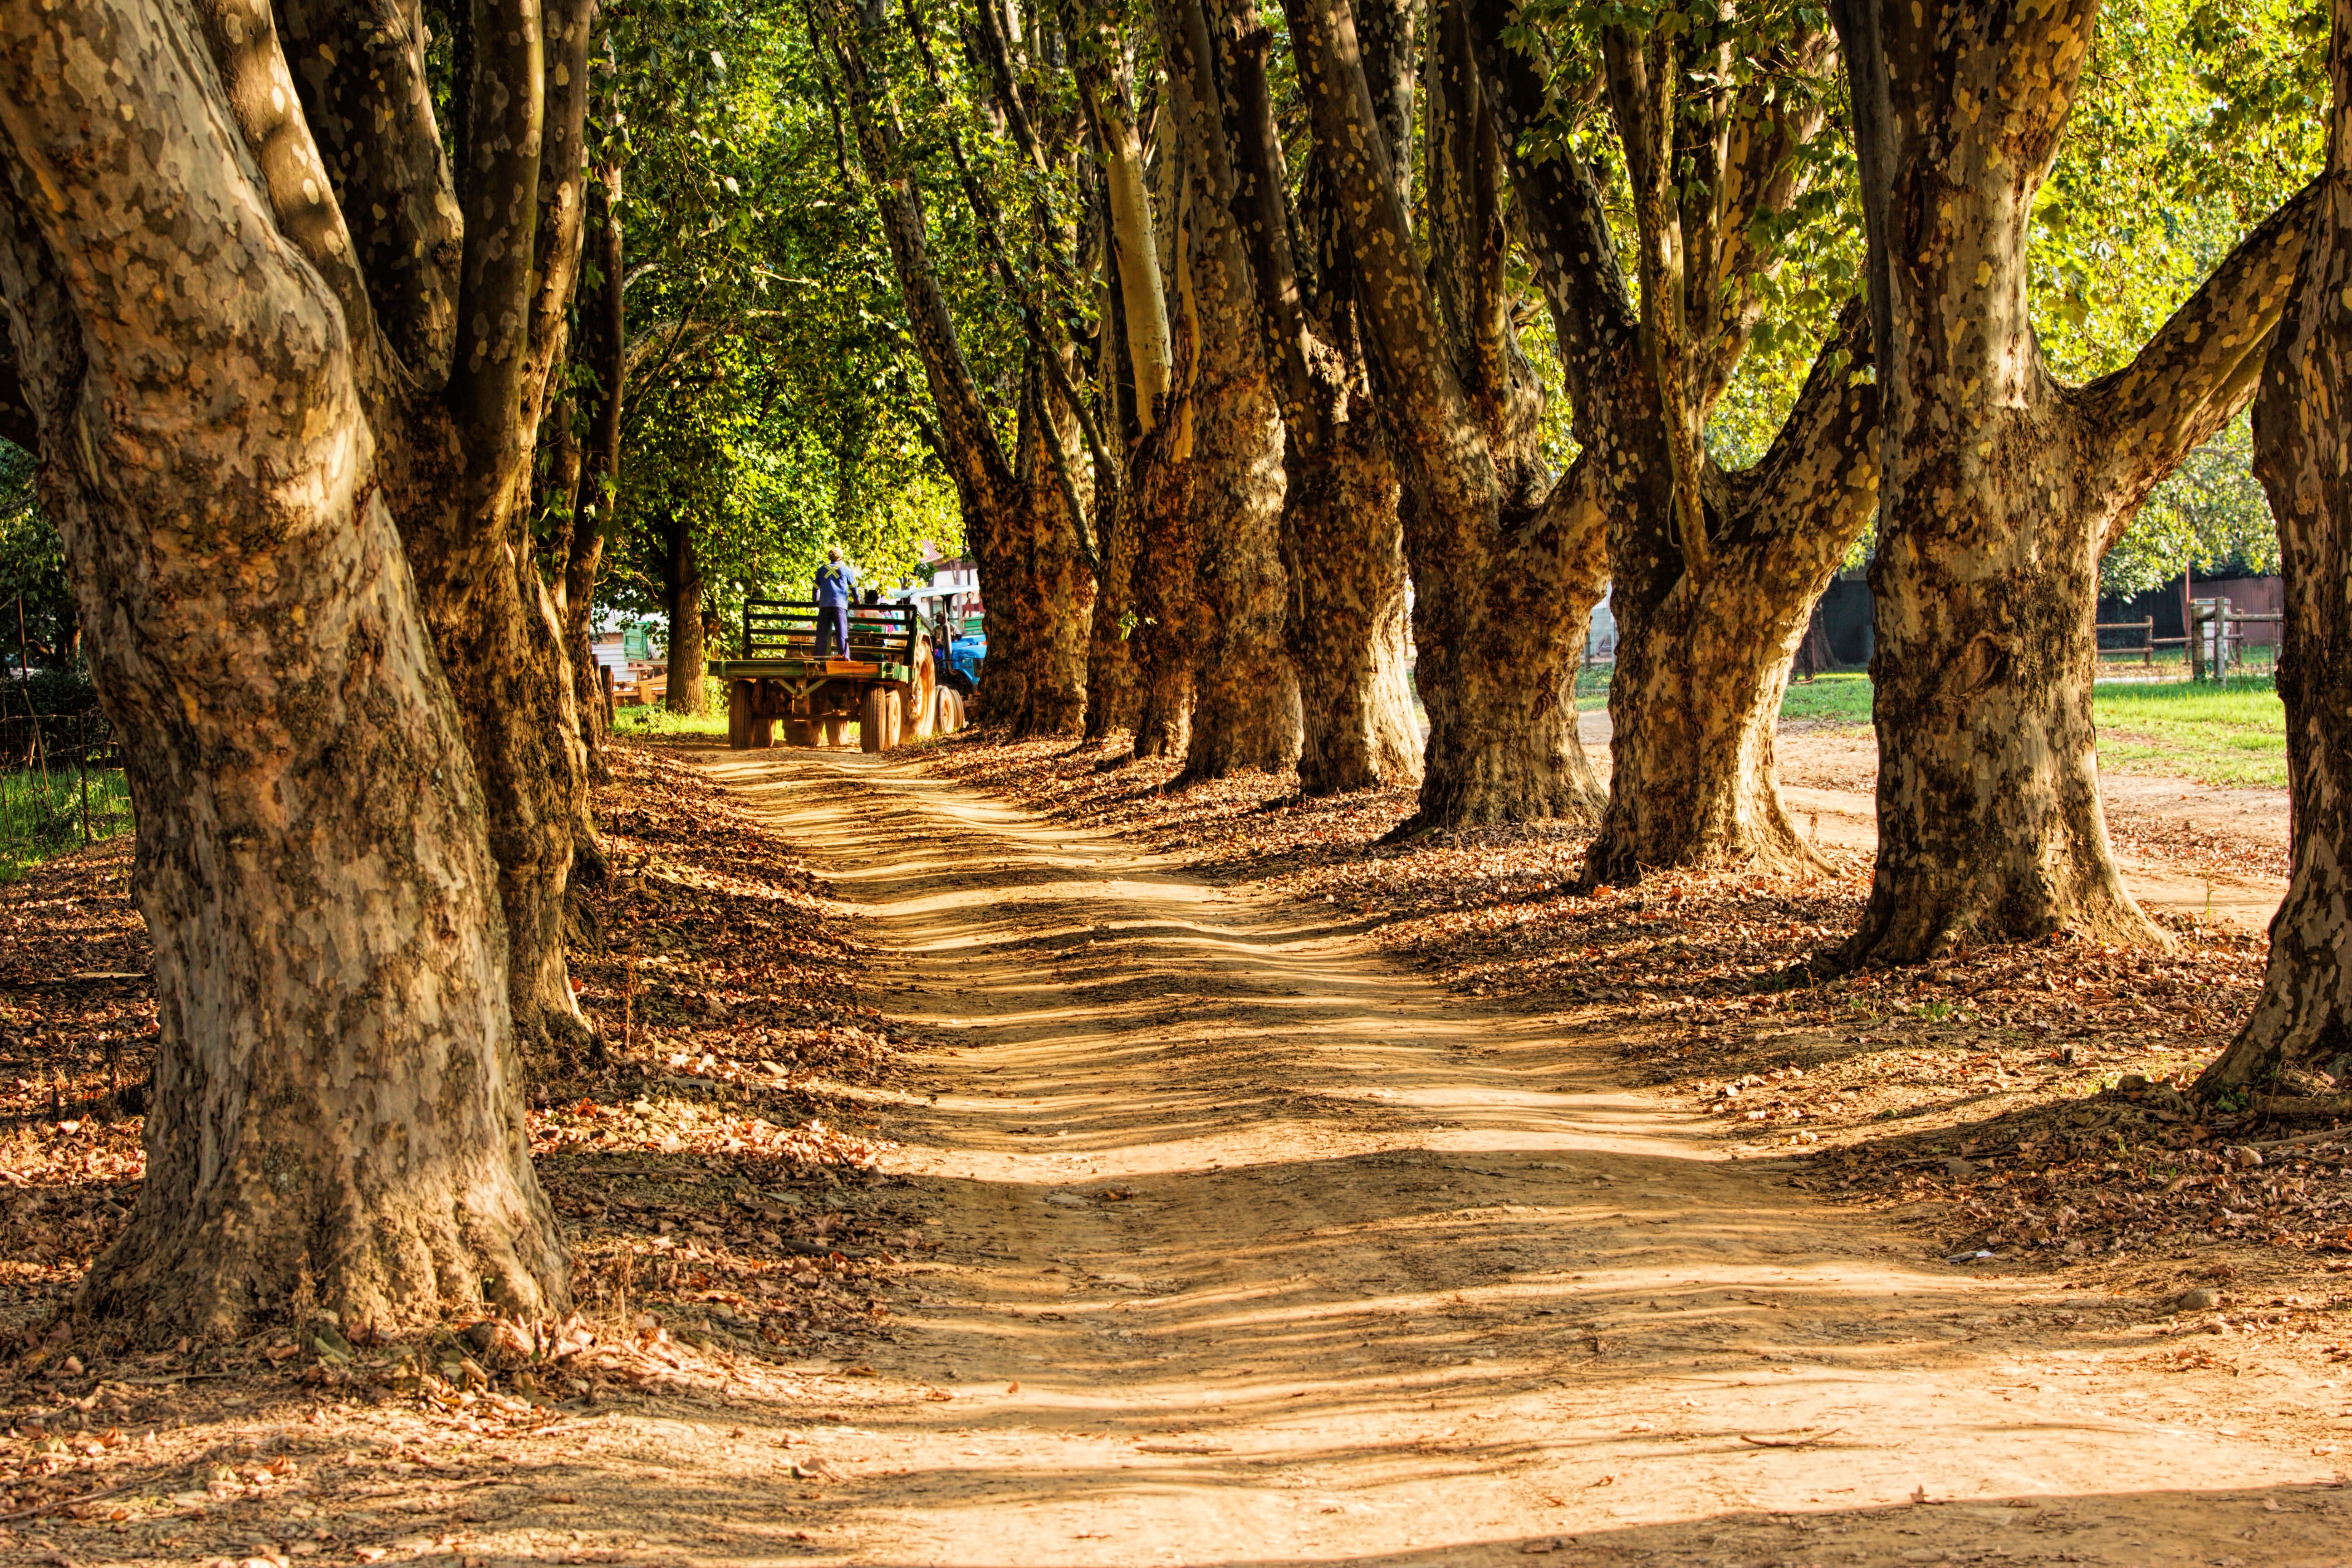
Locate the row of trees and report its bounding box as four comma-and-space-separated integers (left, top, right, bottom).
829, 0, 2317, 954
0, 0, 2343, 1341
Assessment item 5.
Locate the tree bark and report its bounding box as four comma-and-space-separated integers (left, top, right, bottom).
1155, 0, 1298, 784
563, 164, 624, 779
1287, 0, 1608, 830
1833, 0, 2317, 964
1584, 310, 1880, 882
823, 0, 1093, 737
661, 513, 706, 715
2199, 0, 2352, 1094
1222, 0, 1420, 795
0, 0, 565, 1339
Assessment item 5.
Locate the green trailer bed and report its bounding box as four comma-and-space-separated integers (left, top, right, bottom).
707, 599, 963, 752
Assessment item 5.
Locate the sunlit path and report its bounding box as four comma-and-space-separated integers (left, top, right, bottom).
691, 744, 2347, 1568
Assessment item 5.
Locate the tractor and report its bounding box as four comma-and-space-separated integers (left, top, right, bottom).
708, 598, 965, 752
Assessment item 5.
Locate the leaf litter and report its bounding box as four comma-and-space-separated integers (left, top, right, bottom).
0, 740, 947, 1563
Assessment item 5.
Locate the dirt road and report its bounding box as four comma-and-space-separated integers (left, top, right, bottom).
702, 747, 2346, 1567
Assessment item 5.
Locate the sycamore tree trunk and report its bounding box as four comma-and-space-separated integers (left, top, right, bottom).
1288, 0, 1609, 831
1156, 0, 1299, 784
562, 165, 624, 779
661, 514, 706, 716
1126, 418, 1200, 758
1473, 4, 1877, 883
277, 0, 601, 1059
1833, 0, 2316, 964
1281, 416, 1422, 793
827, 0, 1090, 738
1584, 311, 1880, 882
975, 363, 1095, 735
0, 0, 565, 1339
1223, 0, 1421, 795
2201, 1, 2352, 1095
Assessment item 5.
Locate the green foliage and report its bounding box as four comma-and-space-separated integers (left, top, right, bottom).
2035, 0, 2321, 593
600, 1, 987, 633
0, 442, 76, 671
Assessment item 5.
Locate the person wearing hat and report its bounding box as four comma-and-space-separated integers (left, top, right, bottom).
813, 546, 858, 659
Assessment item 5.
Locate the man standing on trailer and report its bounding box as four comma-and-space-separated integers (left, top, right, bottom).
813, 546, 858, 659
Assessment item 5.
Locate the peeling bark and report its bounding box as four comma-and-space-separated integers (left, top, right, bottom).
1223, 0, 1420, 795
0, 0, 564, 1338
1155, 0, 1298, 784
2200, 0, 2352, 1094
1288, 0, 1607, 830
1585, 310, 1880, 883
1834, 0, 2315, 963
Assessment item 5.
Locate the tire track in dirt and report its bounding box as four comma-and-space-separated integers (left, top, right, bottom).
703, 745, 2348, 1567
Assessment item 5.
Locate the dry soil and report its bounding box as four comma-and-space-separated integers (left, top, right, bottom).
680, 745, 2349, 1567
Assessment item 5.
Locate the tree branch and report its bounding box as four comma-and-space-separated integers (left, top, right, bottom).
522, 0, 598, 436
1225, 22, 1327, 444
1464, 0, 1638, 428
449, 0, 548, 451
1719, 297, 1878, 549
2078, 174, 2323, 541
1282, 0, 1488, 500
189, 0, 383, 387
276, 0, 461, 385
820, 0, 1014, 515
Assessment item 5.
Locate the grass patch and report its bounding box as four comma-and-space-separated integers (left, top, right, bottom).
613, 702, 729, 738
0, 765, 134, 882
1780, 671, 1874, 726
2092, 675, 2285, 789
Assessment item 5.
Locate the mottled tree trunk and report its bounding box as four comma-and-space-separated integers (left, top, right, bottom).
1126, 421, 1200, 759
1407, 473, 1612, 828
2200, 0, 2352, 1094
1223, 0, 1420, 795
1282, 417, 1422, 793
1833, 0, 2314, 964
1284, 0, 1609, 831
828, 0, 1090, 739
0, 0, 564, 1339
1157, 0, 1298, 784
1584, 314, 1879, 882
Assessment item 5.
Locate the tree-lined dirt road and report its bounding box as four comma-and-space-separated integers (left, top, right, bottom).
703, 748, 2348, 1567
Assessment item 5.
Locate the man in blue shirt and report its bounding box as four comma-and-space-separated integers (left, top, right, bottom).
813, 546, 858, 659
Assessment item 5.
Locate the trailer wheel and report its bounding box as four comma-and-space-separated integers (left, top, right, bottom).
749, 713, 776, 749
936, 687, 964, 734
859, 686, 890, 752
784, 718, 818, 748
822, 715, 848, 748
727, 681, 752, 750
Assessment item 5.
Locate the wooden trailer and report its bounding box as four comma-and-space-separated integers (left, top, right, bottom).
707, 599, 965, 752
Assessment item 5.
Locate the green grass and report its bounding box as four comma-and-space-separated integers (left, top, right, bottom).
2091, 676, 2285, 789
1764, 669, 2286, 789
0, 765, 134, 882
612, 703, 728, 738
1581, 659, 2287, 792
1779, 671, 1875, 725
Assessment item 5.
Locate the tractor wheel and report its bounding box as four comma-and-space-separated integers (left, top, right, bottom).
727, 681, 752, 750
908, 641, 939, 740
